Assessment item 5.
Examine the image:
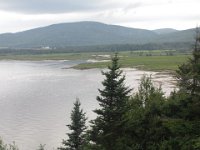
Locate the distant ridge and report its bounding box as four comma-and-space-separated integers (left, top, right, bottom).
0, 21, 196, 49
153, 28, 178, 35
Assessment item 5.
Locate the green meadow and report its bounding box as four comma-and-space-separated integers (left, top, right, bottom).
72, 50, 190, 71
0, 50, 190, 72
74, 55, 189, 71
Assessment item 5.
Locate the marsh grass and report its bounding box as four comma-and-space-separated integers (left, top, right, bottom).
0, 50, 190, 71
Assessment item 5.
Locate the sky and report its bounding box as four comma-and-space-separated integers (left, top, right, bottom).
0, 0, 199, 33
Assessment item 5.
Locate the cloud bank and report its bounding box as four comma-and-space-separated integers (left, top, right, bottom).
0, 0, 199, 33
0, 0, 130, 14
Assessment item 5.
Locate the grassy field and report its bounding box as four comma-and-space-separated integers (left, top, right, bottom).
0, 50, 191, 72
74, 55, 189, 71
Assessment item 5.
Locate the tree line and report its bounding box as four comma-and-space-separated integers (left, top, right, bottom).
59, 29, 200, 150
0, 41, 192, 56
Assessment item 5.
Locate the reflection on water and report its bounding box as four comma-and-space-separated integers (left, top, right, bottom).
0, 60, 176, 150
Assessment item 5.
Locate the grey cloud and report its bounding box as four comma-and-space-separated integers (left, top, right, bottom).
0, 0, 118, 14
124, 2, 144, 11
90, 11, 200, 25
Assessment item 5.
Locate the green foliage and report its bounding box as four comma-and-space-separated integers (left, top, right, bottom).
160, 29, 200, 149
59, 99, 87, 150
122, 71, 199, 150
135, 75, 164, 108
87, 42, 199, 149
90, 54, 131, 149
177, 28, 200, 96
124, 75, 168, 149
0, 138, 19, 150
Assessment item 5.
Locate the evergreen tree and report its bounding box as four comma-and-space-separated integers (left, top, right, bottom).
175, 28, 200, 120
59, 99, 87, 150
162, 28, 200, 149
0, 138, 19, 150
177, 27, 200, 96
124, 75, 167, 149
91, 54, 131, 149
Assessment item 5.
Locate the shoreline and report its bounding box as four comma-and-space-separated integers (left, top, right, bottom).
0, 59, 177, 74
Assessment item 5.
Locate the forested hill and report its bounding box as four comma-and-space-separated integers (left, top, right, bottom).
153, 28, 178, 34
0, 21, 196, 49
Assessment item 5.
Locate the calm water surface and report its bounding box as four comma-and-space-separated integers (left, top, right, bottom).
0, 60, 176, 150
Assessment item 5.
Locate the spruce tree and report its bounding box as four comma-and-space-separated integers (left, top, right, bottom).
175, 28, 200, 120
177, 27, 200, 96
164, 28, 200, 149
91, 54, 131, 149
59, 99, 87, 150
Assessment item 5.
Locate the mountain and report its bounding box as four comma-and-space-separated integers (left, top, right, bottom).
0, 21, 196, 49
153, 28, 178, 35
0, 22, 157, 48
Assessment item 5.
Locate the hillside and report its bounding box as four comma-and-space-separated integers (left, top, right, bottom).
153, 28, 178, 34
0, 21, 196, 49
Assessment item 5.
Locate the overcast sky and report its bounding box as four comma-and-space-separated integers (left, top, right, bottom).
0, 0, 199, 33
